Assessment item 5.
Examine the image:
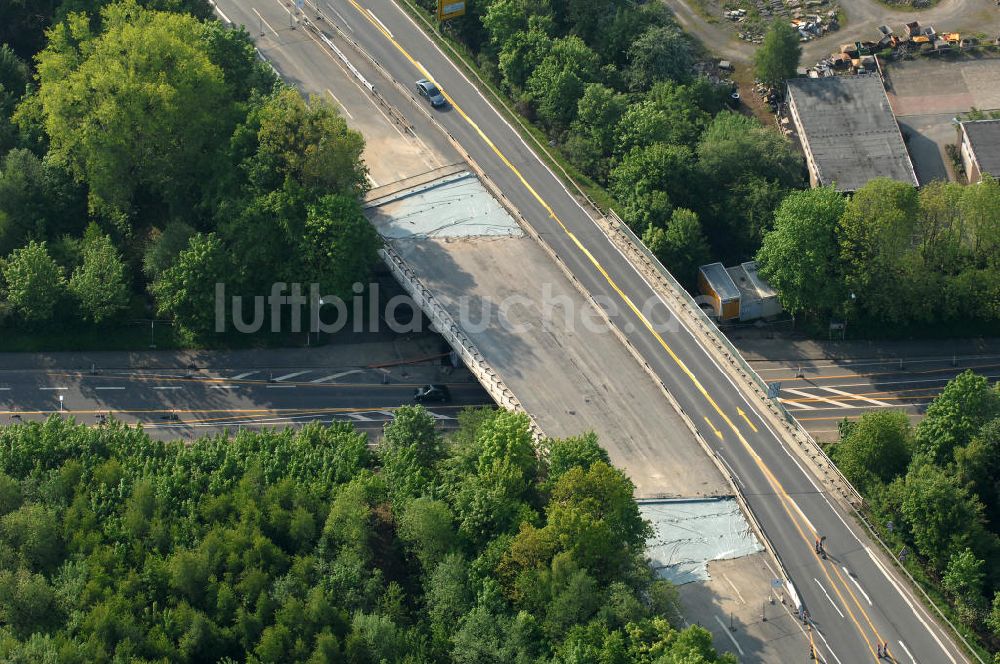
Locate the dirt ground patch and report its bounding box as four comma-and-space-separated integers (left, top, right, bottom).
664, 0, 1000, 66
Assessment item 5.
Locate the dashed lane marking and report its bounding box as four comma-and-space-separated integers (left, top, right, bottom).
274, 371, 310, 381
231, 371, 259, 380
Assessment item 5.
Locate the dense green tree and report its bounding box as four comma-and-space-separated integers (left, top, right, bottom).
399, 498, 458, 571
564, 84, 626, 180
625, 25, 693, 90
151, 232, 234, 336
956, 419, 1000, 528
610, 143, 696, 229
754, 20, 801, 88
0, 45, 30, 154
32, 1, 235, 215
498, 29, 552, 91
1, 240, 65, 323
544, 432, 610, 484
642, 208, 712, 287
0, 149, 86, 255
915, 371, 1000, 464
832, 410, 913, 494
425, 553, 474, 645
68, 226, 129, 323
897, 461, 991, 572
756, 186, 846, 316
237, 87, 367, 199
142, 220, 195, 279
942, 548, 987, 625
299, 194, 382, 300
837, 178, 920, 323
526, 36, 599, 132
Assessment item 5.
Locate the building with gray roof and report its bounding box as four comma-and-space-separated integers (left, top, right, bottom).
959, 119, 1000, 183
785, 75, 918, 192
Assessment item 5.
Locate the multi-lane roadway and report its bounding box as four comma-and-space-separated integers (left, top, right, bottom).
217, 1, 968, 660
0, 366, 490, 439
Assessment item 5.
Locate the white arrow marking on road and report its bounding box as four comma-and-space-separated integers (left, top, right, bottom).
897, 640, 916, 663
712, 615, 744, 656
274, 371, 309, 382
842, 567, 872, 605
820, 386, 892, 407
783, 387, 852, 409
814, 578, 844, 618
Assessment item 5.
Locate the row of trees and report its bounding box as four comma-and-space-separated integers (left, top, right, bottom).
0, 1, 381, 338
414, 0, 804, 284
757, 177, 1000, 328
830, 372, 1000, 651
0, 409, 736, 663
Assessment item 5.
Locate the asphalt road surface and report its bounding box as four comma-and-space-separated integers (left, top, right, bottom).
751, 354, 1000, 439
213, 1, 968, 661
0, 367, 491, 440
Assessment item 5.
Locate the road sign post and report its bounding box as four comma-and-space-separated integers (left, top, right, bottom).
437, 0, 466, 21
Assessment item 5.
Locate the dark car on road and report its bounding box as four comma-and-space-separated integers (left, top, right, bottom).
414, 384, 451, 403
415, 79, 446, 108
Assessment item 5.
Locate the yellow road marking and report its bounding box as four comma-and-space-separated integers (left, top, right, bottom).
344, 3, 887, 656
737, 407, 758, 432
703, 416, 724, 440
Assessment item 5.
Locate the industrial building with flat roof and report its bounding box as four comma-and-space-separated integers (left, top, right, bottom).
786, 75, 918, 192
959, 119, 1000, 183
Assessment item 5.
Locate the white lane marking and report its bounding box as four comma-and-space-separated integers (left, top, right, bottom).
95, 387, 125, 391
789, 497, 817, 535
210, 1, 233, 24
820, 386, 892, 407
311, 369, 363, 383
266, 385, 296, 389
813, 627, 845, 664
897, 640, 916, 663
153, 386, 182, 390
326, 88, 355, 119
841, 567, 872, 605
717, 453, 746, 489
232, 371, 259, 380
779, 397, 818, 410
865, 547, 957, 663
346, 412, 377, 421
814, 578, 844, 618
273, 0, 295, 20
40, 387, 68, 391
0, 387, 10, 391
724, 574, 746, 604
712, 615, 744, 656
209, 385, 238, 390
252, 7, 280, 38
274, 371, 310, 381
783, 387, 852, 409
427, 411, 455, 420
367, 9, 393, 37
324, 1, 354, 30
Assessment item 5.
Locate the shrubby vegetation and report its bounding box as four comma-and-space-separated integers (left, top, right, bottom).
414, 0, 804, 285
0, 0, 380, 339
0, 408, 735, 663
757, 178, 1000, 330
831, 372, 1000, 651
